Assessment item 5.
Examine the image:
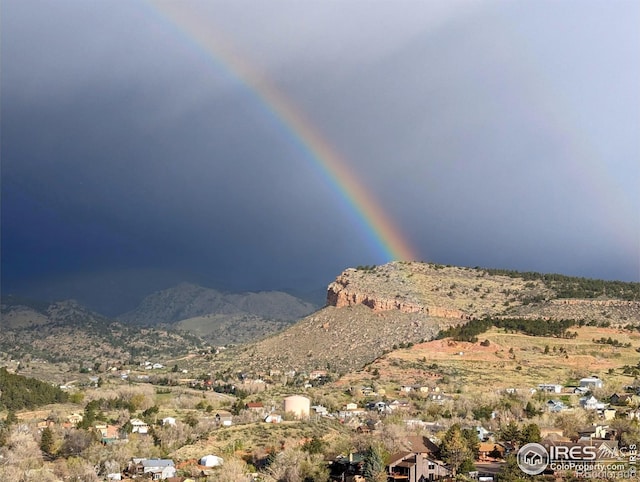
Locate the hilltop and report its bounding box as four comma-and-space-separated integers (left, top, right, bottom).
0, 297, 206, 379
216, 262, 640, 374
117, 283, 317, 344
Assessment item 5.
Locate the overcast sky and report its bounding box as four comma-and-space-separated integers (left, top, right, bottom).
2, 0, 639, 314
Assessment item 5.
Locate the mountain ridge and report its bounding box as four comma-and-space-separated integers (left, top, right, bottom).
215, 261, 640, 374
0, 298, 205, 371
117, 282, 317, 326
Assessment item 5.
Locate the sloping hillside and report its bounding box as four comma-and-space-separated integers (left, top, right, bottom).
218, 304, 459, 374
217, 262, 640, 374
0, 298, 205, 367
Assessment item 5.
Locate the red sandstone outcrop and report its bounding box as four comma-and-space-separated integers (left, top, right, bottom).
327, 271, 471, 320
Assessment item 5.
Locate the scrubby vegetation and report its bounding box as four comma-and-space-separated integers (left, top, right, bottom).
482, 268, 640, 300
0, 367, 68, 410
438, 317, 577, 342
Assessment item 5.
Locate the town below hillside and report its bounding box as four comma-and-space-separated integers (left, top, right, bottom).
1, 262, 639, 481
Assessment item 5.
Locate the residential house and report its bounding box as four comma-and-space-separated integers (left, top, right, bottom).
94, 423, 121, 444
367, 401, 390, 413
405, 435, 440, 456
130, 459, 176, 480
478, 443, 505, 460
329, 453, 365, 481
609, 393, 625, 405
311, 405, 328, 416
475, 426, 490, 441
538, 383, 563, 393
361, 386, 375, 396
579, 396, 605, 411
540, 428, 566, 440
546, 400, 566, 413
577, 425, 610, 441
215, 412, 233, 427
580, 376, 604, 389
246, 402, 265, 413
130, 418, 149, 434
355, 419, 382, 433
162, 417, 176, 426
610, 393, 640, 407
387, 451, 450, 481
339, 406, 365, 419
388, 399, 411, 411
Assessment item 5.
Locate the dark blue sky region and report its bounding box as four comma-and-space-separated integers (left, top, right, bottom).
2, 0, 639, 314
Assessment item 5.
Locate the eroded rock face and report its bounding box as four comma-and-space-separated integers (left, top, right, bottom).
327, 288, 424, 313
326, 269, 471, 320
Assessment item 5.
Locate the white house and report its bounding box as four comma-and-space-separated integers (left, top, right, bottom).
538, 383, 563, 393
311, 405, 328, 416
580, 377, 604, 389
140, 459, 176, 480
130, 418, 149, 434
580, 396, 605, 411
161, 417, 176, 426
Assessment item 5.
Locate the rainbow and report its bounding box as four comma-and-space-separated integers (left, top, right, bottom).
143, 1, 420, 262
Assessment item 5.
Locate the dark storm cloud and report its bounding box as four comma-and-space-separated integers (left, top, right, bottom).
2, 0, 638, 313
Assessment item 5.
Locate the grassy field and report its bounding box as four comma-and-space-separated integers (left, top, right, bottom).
338, 325, 640, 395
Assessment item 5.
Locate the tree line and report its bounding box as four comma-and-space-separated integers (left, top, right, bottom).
0, 367, 68, 410
482, 268, 639, 300
438, 317, 577, 342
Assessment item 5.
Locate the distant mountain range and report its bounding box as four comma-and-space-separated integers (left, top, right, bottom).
116, 283, 318, 344
0, 283, 319, 359
0, 297, 205, 369
118, 282, 318, 325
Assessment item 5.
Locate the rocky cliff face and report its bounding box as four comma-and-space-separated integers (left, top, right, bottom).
327, 267, 471, 320
220, 261, 640, 374
326, 262, 640, 323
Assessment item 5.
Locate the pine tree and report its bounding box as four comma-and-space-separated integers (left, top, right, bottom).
520, 423, 541, 444
362, 445, 386, 482
440, 424, 473, 475
40, 427, 54, 454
